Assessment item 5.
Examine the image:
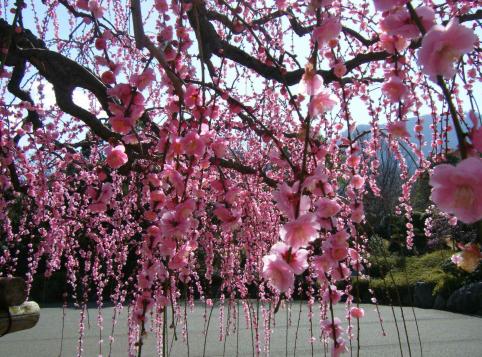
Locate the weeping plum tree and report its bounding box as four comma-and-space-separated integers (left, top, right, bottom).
0, 0, 481, 355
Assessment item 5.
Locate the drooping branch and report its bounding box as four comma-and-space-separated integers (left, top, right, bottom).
130, 0, 184, 100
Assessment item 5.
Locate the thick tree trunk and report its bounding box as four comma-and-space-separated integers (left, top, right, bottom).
0, 277, 27, 308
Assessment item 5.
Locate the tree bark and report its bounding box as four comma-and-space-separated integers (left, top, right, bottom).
0, 277, 27, 308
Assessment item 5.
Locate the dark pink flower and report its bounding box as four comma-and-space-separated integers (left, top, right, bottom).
106, 145, 128, 169
350, 307, 365, 319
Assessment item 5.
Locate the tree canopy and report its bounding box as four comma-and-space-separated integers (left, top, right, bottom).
0, 0, 481, 355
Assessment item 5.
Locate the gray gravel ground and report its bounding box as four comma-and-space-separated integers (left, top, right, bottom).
0, 302, 481, 356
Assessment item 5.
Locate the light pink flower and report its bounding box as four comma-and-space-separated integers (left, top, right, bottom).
387, 120, 410, 138
380, 34, 408, 54
270, 242, 309, 275
351, 203, 365, 223
350, 174, 365, 189
429, 157, 482, 224
469, 111, 482, 153
308, 89, 338, 117
382, 76, 408, 103
380, 6, 435, 39
280, 214, 320, 250
373, 0, 407, 12
419, 19, 477, 79
313, 17, 342, 46
316, 198, 341, 218
273, 182, 309, 220
321, 317, 343, 340
88, 0, 104, 19
131, 68, 156, 91
300, 71, 324, 96
106, 145, 128, 169
262, 254, 295, 293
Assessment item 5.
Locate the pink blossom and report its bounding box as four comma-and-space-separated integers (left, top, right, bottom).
429, 157, 482, 224
469, 112, 482, 153
350, 174, 365, 189
109, 114, 134, 134
387, 120, 410, 138
333, 63, 346, 78
313, 18, 342, 46
168, 242, 196, 270
154, 0, 168, 12
184, 85, 200, 108
303, 166, 333, 195
382, 76, 408, 103
262, 254, 295, 293
270, 242, 309, 275
380, 6, 435, 39
88, 0, 104, 19
211, 139, 227, 157
419, 19, 477, 79
380, 34, 408, 54
300, 64, 324, 96
351, 203, 365, 223
273, 182, 309, 220
321, 317, 343, 341
160, 210, 190, 238
213, 205, 242, 231
280, 214, 320, 250
308, 89, 338, 117
106, 145, 128, 169
373, 0, 407, 12
76, 0, 89, 11
275, 0, 288, 10
101, 70, 115, 84
182, 131, 206, 157
471, 127, 482, 154
331, 262, 351, 280
316, 198, 341, 218
350, 307, 365, 319
130, 68, 156, 91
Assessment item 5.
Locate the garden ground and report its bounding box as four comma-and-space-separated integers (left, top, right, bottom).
0, 302, 481, 356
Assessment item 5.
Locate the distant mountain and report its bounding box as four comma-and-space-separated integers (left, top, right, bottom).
350, 114, 460, 158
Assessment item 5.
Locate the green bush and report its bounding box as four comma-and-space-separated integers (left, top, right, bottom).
353, 250, 465, 304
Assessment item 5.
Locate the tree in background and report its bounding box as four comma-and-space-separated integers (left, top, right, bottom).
0, 0, 481, 355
